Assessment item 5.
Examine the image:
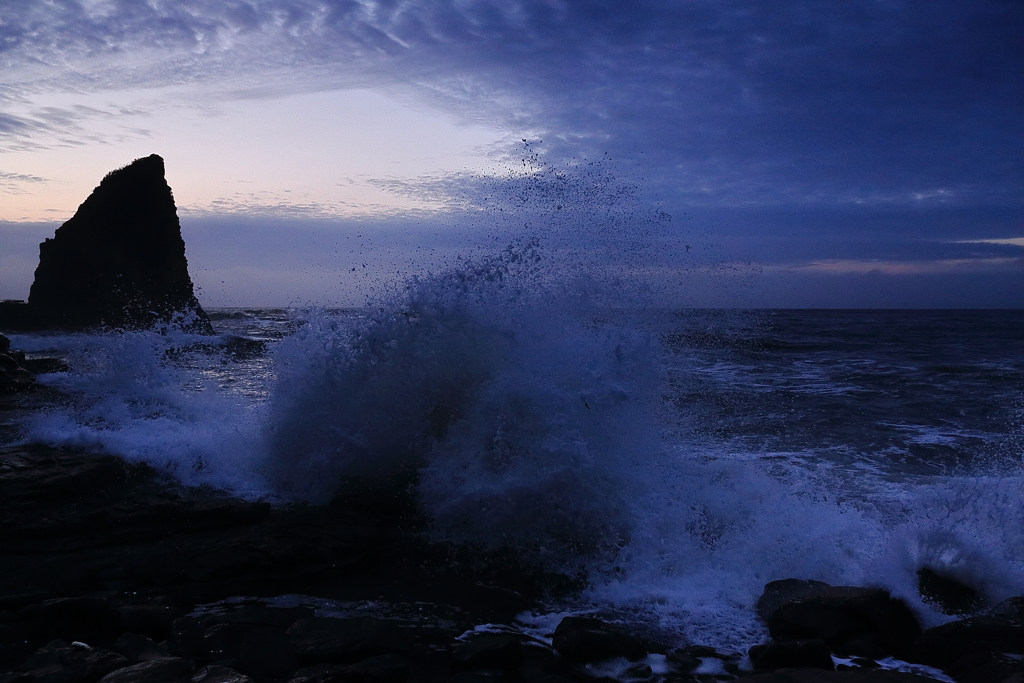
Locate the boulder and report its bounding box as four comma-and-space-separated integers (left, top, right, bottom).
116, 604, 180, 642
289, 654, 410, 683
286, 618, 412, 665
732, 670, 948, 681
757, 580, 831, 623
18, 598, 123, 643
0, 334, 34, 394
551, 616, 646, 663
761, 583, 921, 659
114, 632, 169, 663
452, 635, 525, 670
18, 639, 128, 682
748, 640, 835, 672
191, 666, 255, 683
909, 596, 1024, 670
21, 154, 212, 333
916, 568, 986, 616
97, 656, 192, 683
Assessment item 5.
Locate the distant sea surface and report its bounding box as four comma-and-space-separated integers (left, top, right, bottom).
5, 304, 1023, 651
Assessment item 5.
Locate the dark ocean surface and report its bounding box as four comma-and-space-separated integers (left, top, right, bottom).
4, 302, 1023, 654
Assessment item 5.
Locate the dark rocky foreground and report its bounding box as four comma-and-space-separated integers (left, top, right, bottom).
1, 360, 1022, 683
1, 441, 1021, 683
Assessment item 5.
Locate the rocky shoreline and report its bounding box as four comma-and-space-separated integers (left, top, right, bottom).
1, 365, 1022, 683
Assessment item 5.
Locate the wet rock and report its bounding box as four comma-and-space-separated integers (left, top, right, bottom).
943, 651, 1024, 683
990, 595, 1024, 620
97, 656, 192, 683
114, 632, 168, 663
0, 340, 33, 394
236, 627, 296, 682
204, 623, 268, 661
763, 584, 921, 659
289, 654, 410, 683
748, 640, 835, 672
18, 598, 122, 644
18, 639, 128, 682
445, 672, 511, 683
909, 599, 1024, 670
171, 616, 221, 659
287, 618, 412, 665
116, 605, 180, 642
733, 670, 946, 681
622, 663, 653, 679
21, 154, 213, 333
757, 580, 832, 623
916, 568, 987, 616
551, 616, 646, 663
191, 665, 255, 683
516, 658, 579, 683
0, 593, 55, 612
664, 651, 701, 673
453, 635, 525, 670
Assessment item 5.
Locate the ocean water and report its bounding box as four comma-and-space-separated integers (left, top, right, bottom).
5, 258, 1024, 652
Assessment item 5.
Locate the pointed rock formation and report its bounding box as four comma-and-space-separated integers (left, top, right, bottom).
22, 154, 212, 333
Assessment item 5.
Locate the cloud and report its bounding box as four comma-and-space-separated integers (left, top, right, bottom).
2, 1, 1020, 209
957, 237, 1024, 248
0, 169, 50, 196
778, 257, 1024, 276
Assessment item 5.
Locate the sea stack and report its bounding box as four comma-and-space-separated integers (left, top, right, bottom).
25, 154, 213, 333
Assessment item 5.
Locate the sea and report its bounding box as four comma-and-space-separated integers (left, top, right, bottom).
3, 253, 1023, 658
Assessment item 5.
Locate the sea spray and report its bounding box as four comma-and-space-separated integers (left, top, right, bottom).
22, 325, 273, 497
262, 241, 667, 567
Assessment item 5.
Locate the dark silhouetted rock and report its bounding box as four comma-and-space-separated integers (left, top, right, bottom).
237, 627, 297, 682
763, 584, 921, 660
114, 632, 169, 663
286, 618, 412, 665
18, 639, 128, 682
909, 598, 1024, 671
757, 579, 832, 623
664, 650, 701, 673
0, 334, 34, 394
192, 665, 255, 683
23, 155, 212, 333
551, 616, 646, 663
732, 670, 946, 681
18, 598, 122, 643
290, 654, 410, 683
916, 568, 987, 616
453, 635, 525, 670
116, 604, 180, 642
97, 656, 192, 682
748, 640, 835, 672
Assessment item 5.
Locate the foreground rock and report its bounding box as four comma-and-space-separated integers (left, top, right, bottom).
751, 578, 1024, 683
910, 596, 1024, 682
2, 447, 1021, 683
0, 334, 33, 394
758, 580, 921, 660
1, 154, 212, 333
734, 671, 946, 682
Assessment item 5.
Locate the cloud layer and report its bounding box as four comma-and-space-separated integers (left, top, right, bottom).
4, 0, 1021, 207
2, 1, 1022, 306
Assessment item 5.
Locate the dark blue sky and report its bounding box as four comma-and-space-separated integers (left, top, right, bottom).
2, 1, 1021, 306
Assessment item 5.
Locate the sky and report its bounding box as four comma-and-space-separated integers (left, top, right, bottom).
2, 0, 1022, 307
